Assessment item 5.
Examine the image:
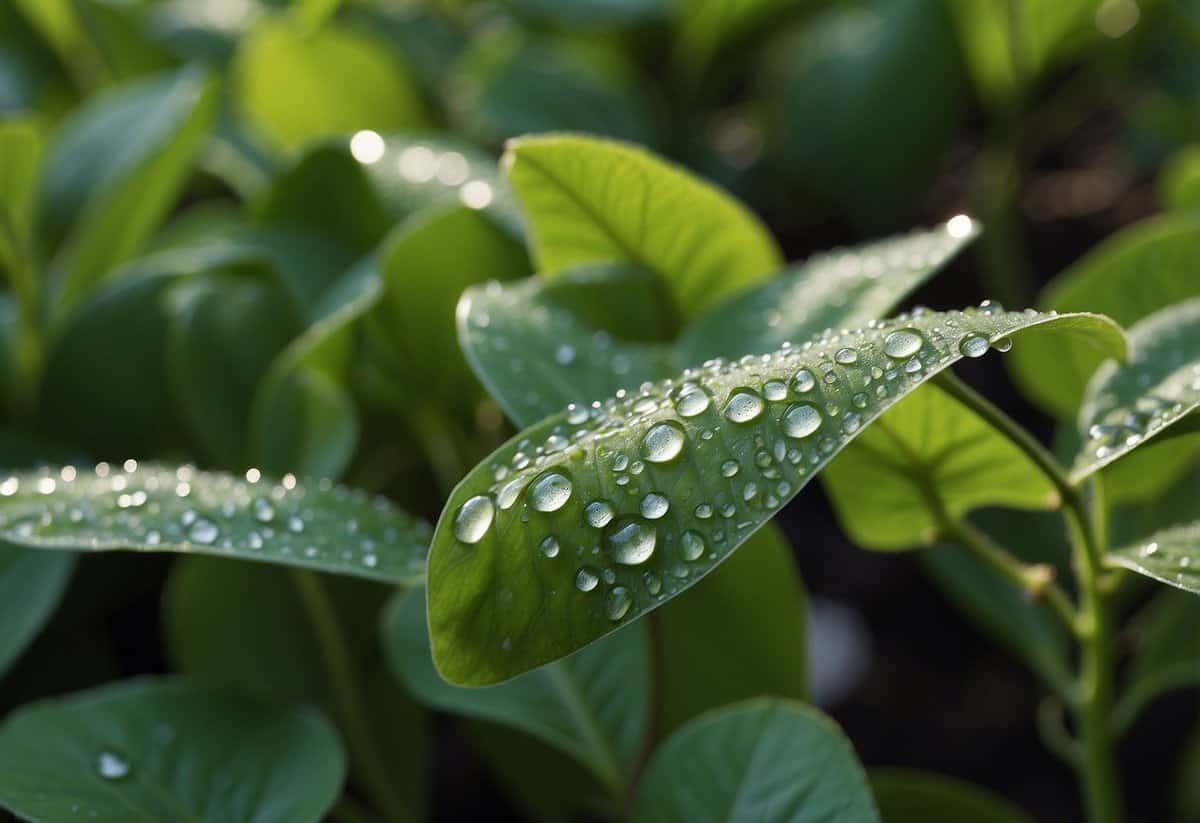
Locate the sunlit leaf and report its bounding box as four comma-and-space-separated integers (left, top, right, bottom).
629, 699, 878, 823
0, 116, 42, 277
429, 306, 1122, 684
0, 463, 429, 583
505, 134, 782, 317
870, 768, 1032, 822
0, 678, 345, 823
1109, 521, 1200, 595
384, 588, 647, 796
680, 218, 978, 363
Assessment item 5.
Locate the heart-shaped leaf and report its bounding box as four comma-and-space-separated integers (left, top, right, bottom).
1109, 521, 1200, 595
1071, 297, 1200, 482
869, 768, 1032, 822
384, 587, 647, 795
0, 463, 429, 583
0, 547, 73, 679
505, 134, 782, 317
429, 306, 1123, 684
629, 699, 878, 823
0, 678, 345, 823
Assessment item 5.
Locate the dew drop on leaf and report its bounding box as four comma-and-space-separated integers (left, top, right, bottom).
454, 495, 495, 544
793, 369, 816, 393
528, 471, 572, 512
723, 389, 765, 423
584, 499, 615, 528
96, 751, 130, 781
958, 334, 989, 358
681, 529, 706, 561
884, 329, 923, 359
675, 387, 710, 417
186, 517, 219, 545
606, 517, 657, 565
782, 403, 822, 439
641, 421, 686, 463
993, 336, 1013, 352
605, 586, 632, 621
575, 566, 599, 592
835, 347, 859, 365
539, 535, 560, 558
640, 492, 670, 519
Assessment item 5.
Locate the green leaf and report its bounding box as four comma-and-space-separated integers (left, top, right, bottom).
679, 218, 979, 363
757, 0, 965, 228
39, 66, 219, 316
657, 522, 808, 733
629, 699, 879, 823
505, 134, 783, 318
0, 547, 73, 679
0, 116, 42, 276
672, 0, 801, 77
1114, 589, 1200, 731
429, 305, 1123, 684
1109, 521, 1200, 595
459, 264, 677, 427
384, 587, 648, 795
0, 678, 345, 823
869, 768, 1032, 822
0, 463, 429, 584
822, 378, 1057, 550
1160, 145, 1200, 214
1070, 297, 1200, 484
233, 15, 428, 150
506, 0, 666, 26
165, 557, 429, 822
1008, 214, 1200, 419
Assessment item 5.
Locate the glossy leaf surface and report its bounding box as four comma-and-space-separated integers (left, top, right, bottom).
1110, 521, 1200, 595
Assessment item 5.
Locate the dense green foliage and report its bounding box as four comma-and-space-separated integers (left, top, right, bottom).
2, 0, 1200, 821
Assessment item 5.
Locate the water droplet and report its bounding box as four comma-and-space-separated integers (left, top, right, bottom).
187, 517, 218, 545
764, 380, 788, 401
529, 472, 572, 512
694, 503, 713, 519
835, 347, 858, 365
640, 492, 670, 519
724, 389, 764, 423
843, 412, 863, 434
681, 529, 706, 561
539, 535, 560, 558
605, 586, 632, 620
721, 459, 740, 478
642, 421, 686, 463
643, 571, 662, 595
884, 329, 923, 359
959, 334, 989, 358
575, 566, 599, 592
606, 517, 657, 565
676, 388, 710, 417
993, 336, 1013, 353
454, 495, 494, 544
782, 403, 822, 439
585, 500, 615, 528
96, 752, 130, 781
793, 369, 816, 393
288, 515, 305, 534
253, 498, 275, 523
554, 344, 576, 365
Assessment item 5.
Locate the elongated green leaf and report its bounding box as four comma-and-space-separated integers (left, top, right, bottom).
0, 116, 42, 277
233, 15, 427, 149
385, 587, 647, 795
1071, 298, 1200, 483
680, 218, 979, 363
506, 134, 782, 317
507, 0, 666, 25
1160, 146, 1200, 214
39, 66, 219, 315
870, 768, 1032, 823
0, 547, 73, 679
1115, 590, 1200, 731
165, 557, 429, 822
0, 463, 429, 583
0, 678, 345, 823
630, 699, 878, 823
429, 306, 1123, 684
1110, 521, 1200, 594
459, 264, 677, 427
658, 522, 807, 732
823, 378, 1057, 550
672, 0, 801, 77
1008, 214, 1200, 418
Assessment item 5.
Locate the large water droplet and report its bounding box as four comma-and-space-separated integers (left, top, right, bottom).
959, 334, 989, 358
584, 500, 615, 528
454, 495, 494, 544
187, 517, 219, 545
605, 586, 632, 620
835, 347, 859, 365
724, 389, 765, 423
575, 566, 599, 592
642, 421, 686, 463
884, 329, 923, 359
529, 472, 572, 512
606, 517, 657, 565
782, 403, 822, 439
97, 751, 130, 781
675, 388, 710, 417
793, 369, 816, 393
763, 380, 788, 401
640, 492, 670, 519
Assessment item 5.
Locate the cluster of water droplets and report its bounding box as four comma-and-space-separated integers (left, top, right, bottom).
0, 462, 430, 581
1123, 522, 1200, 590
350, 131, 500, 212
447, 301, 1031, 634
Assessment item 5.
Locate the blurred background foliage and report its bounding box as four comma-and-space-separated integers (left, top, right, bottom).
3, 0, 1200, 820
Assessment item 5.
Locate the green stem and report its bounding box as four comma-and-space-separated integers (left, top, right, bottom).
624, 610, 664, 814
290, 570, 410, 823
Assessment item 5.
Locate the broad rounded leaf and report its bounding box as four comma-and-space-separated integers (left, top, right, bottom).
680, 217, 979, 363
0, 547, 73, 679
870, 768, 1032, 822
823, 378, 1057, 550
1008, 214, 1200, 418
629, 699, 878, 823
0, 463, 429, 583
1071, 298, 1200, 483
0, 678, 345, 823
505, 134, 782, 317
429, 306, 1123, 684
1109, 521, 1200, 595
385, 587, 647, 794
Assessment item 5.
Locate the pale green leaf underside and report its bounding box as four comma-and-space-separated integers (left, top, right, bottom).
1071, 297, 1200, 482
630, 699, 878, 823
385, 589, 647, 794
0, 464, 429, 583
460, 222, 979, 428
505, 134, 782, 317
0, 678, 345, 823
429, 306, 1123, 684
1110, 521, 1200, 595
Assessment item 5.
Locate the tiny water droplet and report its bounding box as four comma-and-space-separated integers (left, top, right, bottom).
721, 459, 740, 478
253, 498, 275, 523
681, 529, 706, 561
96, 752, 130, 781
584, 500, 615, 528
575, 566, 599, 592
605, 586, 632, 620
539, 535, 560, 558
993, 336, 1013, 353
187, 517, 218, 545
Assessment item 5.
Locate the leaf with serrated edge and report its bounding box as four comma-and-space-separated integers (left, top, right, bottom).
1110, 522, 1200, 595
1072, 298, 1200, 483
429, 306, 1124, 685
0, 463, 429, 583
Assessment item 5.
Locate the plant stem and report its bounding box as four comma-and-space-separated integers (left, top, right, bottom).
624, 610, 664, 814
290, 570, 411, 823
